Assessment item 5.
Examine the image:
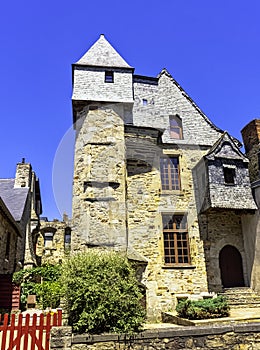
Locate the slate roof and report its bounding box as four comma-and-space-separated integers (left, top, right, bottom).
0, 179, 29, 221
75, 34, 133, 69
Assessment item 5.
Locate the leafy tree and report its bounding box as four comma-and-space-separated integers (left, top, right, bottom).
176, 296, 230, 320
60, 250, 145, 334
13, 264, 61, 310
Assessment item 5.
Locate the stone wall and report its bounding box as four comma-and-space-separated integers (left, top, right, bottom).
36, 220, 71, 264
241, 119, 260, 183
241, 210, 260, 293
0, 204, 19, 274
72, 103, 128, 251
72, 66, 133, 104
50, 324, 260, 350
126, 144, 210, 320
199, 210, 247, 292
133, 70, 223, 146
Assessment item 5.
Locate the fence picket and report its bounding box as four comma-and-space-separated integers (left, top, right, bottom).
23, 314, 30, 350
1, 314, 9, 350
44, 313, 51, 350
7, 314, 16, 350
30, 313, 37, 350
0, 310, 62, 350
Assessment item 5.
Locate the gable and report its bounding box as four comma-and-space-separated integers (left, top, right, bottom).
206, 133, 247, 162
157, 71, 223, 146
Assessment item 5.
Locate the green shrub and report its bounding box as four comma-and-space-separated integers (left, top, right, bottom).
176, 296, 230, 320
60, 251, 145, 334
13, 264, 61, 310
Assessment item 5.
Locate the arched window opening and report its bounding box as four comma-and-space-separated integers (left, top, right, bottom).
44, 232, 54, 248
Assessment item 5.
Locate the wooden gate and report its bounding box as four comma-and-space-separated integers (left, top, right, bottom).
0, 309, 62, 350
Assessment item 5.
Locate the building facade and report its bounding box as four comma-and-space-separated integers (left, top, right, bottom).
70, 35, 259, 320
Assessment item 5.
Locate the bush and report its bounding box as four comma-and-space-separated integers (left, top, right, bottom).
13, 264, 61, 310
60, 251, 145, 334
176, 296, 230, 320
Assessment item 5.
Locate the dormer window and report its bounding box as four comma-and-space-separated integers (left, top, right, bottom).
223, 166, 236, 184
169, 115, 183, 139
105, 71, 114, 83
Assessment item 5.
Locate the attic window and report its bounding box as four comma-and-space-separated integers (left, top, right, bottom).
170, 115, 183, 139
223, 167, 235, 184
105, 71, 114, 83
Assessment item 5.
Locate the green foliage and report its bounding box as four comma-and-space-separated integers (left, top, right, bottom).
60, 251, 145, 334
13, 264, 61, 310
176, 296, 230, 320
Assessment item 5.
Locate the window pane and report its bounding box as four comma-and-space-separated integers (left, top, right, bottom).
160, 157, 180, 190
163, 215, 190, 265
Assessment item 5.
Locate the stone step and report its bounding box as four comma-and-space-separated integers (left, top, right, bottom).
220, 287, 260, 309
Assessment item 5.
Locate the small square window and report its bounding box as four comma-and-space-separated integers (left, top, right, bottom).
223, 167, 235, 184
142, 99, 148, 106
105, 71, 114, 83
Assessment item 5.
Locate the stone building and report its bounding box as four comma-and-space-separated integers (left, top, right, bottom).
70, 35, 258, 320
241, 120, 260, 294
0, 160, 42, 269
36, 216, 71, 265
0, 197, 22, 310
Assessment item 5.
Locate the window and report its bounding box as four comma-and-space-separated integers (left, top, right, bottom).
160, 157, 180, 190
162, 214, 190, 265
223, 167, 235, 184
169, 115, 183, 139
142, 99, 148, 106
105, 71, 114, 83
5, 232, 11, 260
44, 232, 54, 248
64, 227, 71, 250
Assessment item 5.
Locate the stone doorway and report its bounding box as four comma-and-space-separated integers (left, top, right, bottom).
219, 245, 245, 288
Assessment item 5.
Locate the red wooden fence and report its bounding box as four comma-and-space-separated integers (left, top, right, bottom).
0, 309, 62, 350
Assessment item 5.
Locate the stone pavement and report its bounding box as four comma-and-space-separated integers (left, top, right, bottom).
144, 307, 260, 329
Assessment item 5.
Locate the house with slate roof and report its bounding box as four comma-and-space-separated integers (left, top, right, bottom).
0, 160, 42, 311
0, 197, 22, 311
0, 160, 42, 270
68, 35, 260, 321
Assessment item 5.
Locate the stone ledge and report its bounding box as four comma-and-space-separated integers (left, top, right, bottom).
71, 323, 260, 344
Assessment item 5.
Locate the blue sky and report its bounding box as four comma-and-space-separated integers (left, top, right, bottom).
1, 1, 260, 219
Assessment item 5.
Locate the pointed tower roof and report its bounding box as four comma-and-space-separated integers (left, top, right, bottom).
75, 34, 133, 69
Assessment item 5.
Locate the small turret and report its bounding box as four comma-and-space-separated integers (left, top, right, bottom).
72, 35, 134, 124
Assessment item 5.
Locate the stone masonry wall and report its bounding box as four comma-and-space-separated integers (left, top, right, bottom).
199, 210, 247, 292
241, 119, 260, 183
51, 324, 260, 350
72, 67, 133, 103
133, 71, 223, 146
0, 211, 18, 274
127, 145, 210, 321
242, 211, 260, 293
37, 220, 71, 264
72, 103, 127, 251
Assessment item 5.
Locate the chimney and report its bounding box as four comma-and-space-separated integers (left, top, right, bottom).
14, 160, 32, 188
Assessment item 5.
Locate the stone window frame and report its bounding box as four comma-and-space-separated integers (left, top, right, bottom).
105, 71, 114, 83
41, 228, 57, 249
169, 115, 183, 140
162, 213, 191, 266
160, 156, 181, 191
